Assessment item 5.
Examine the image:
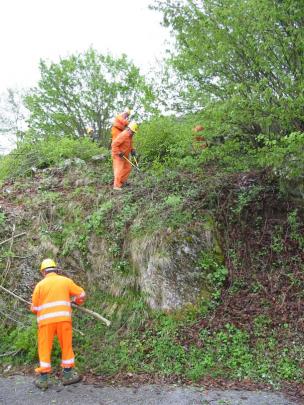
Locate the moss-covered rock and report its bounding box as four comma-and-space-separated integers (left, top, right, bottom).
130, 221, 222, 310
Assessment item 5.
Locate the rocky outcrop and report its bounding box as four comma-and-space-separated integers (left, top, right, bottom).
130, 221, 222, 310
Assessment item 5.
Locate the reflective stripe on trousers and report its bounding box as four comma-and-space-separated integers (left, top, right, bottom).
62, 358, 74, 365
40, 361, 51, 368
35, 321, 75, 373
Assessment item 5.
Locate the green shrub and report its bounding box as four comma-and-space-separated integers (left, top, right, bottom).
86, 201, 113, 235
0, 319, 38, 365
0, 135, 104, 180
135, 116, 194, 162
257, 131, 304, 180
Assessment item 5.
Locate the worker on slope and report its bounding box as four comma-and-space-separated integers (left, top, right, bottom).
86, 127, 99, 143
31, 258, 86, 389
192, 124, 208, 151
111, 121, 139, 190
111, 108, 131, 141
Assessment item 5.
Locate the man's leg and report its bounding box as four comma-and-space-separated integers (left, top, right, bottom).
57, 321, 81, 385
120, 159, 132, 185
113, 157, 125, 189
35, 323, 56, 389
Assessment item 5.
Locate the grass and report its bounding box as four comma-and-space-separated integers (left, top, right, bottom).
1, 307, 303, 386
1, 133, 304, 392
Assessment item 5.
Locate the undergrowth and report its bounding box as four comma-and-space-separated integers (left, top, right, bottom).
0, 127, 304, 390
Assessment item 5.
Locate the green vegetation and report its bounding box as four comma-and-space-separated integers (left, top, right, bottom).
0, 0, 304, 393
0, 148, 303, 387
24, 48, 156, 146
1, 308, 303, 385
153, 0, 304, 138
0, 136, 102, 180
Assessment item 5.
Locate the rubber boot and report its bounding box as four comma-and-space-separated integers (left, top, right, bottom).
35, 373, 49, 390
62, 368, 82, 385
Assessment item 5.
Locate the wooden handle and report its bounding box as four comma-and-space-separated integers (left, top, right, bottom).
71, 303, 111, 326
0, 285, 111, 327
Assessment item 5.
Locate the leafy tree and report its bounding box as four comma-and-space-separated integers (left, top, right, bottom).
152, 0, 304, 138
0, 88, 27, 153
25, 49, 157, 146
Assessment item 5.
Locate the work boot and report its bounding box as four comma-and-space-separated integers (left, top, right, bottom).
113, 186, 122, 191
62, 369, 82, 385
34, 373, 49, 390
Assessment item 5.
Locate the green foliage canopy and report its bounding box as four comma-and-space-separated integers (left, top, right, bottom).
25, 49, 156, 146
152, 0, 304, 137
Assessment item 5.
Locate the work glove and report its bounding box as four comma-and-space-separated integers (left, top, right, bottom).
131, 149, 137, 157
72, 296, 85, 305
118, 152, 124, 158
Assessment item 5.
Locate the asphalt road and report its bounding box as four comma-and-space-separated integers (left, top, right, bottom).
0, 375, 300, 405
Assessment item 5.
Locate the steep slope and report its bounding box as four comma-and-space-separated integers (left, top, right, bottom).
0, 154, 303, 396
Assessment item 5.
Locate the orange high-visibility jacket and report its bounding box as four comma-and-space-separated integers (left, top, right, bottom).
31, 273, 85, 327
111, 129, 133, 157
111, 114, 129, 140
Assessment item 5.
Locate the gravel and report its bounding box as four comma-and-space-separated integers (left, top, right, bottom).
0, 375, 300, 405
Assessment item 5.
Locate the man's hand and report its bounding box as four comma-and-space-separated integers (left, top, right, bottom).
72, 295, 85, 305
74, 297, 85, 305
131, 149, 136, 157
118, 152, 124, 158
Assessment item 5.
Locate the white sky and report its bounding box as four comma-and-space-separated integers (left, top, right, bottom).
0, 0, 170, 153
0, 0, 169, 92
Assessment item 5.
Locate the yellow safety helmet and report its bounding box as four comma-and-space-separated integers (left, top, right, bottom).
86, 127, 94, 135
40, 258, 57, 272
124, 108, 131, 116
128, 121, 138, 133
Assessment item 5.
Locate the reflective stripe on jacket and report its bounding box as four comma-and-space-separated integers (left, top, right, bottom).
31, 273, 85, 326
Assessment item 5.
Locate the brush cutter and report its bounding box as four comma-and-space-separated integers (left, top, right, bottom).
123, 155, 141, 172
0, 284, 111, 327
133, 155, 140, 169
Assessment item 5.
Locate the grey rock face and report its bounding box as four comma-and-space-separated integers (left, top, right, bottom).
130, 223, 221, 310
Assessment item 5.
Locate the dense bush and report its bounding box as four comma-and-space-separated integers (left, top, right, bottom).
0, 136, 104, 181
257, 131, 304, 180
135, 115, 206, 163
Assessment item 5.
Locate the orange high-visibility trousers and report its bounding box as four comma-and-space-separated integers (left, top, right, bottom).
113, 156, 132, 188
35, 321, 75, 373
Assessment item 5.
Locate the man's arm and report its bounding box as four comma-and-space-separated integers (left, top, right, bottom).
69, 280, 86, 305
112, 133, 125, 156
30, 285, 40, 313
117, 116, 129, 128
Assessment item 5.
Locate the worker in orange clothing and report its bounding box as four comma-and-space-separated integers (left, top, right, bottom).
111, 108, 131, 141
111, 121, 139, 190
86, 127, 99, 143
31, 258, 86, 389
192, 124, 208, 150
